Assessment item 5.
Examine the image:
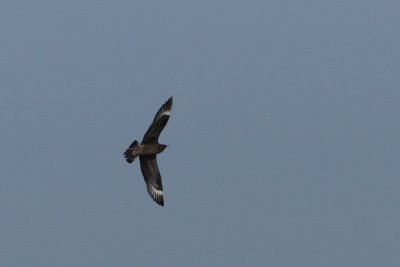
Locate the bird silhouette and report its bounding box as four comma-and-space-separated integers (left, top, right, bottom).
123, 97, 173, 206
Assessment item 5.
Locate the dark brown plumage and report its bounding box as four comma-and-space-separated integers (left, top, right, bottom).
123, 97, 173, 206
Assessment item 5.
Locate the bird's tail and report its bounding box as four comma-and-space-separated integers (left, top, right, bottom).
123, 140, 140, 163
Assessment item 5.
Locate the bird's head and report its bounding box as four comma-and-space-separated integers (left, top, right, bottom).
159, 144, 168, 152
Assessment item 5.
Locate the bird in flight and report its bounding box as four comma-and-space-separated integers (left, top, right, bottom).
123, 97, 173, 206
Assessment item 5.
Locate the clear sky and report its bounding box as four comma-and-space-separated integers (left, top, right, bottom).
1, 1, 399, 266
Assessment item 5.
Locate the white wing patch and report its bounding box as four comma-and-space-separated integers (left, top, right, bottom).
147, 184, 164, 204
153, 98, 172, 123
162, 109, 171, 116
155, 107, 171, 121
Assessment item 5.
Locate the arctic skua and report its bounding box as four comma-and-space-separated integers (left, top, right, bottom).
123, 97, 173, 206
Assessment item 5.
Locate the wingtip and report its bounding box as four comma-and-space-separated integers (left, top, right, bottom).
167, 96, 173, 106
146, 184, 165, 206
160, 96, 173, 116
154, 196, 164, 206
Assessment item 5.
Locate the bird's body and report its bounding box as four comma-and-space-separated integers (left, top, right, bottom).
123, 97, 173, 206
126, 143, 167, 158
140, 143, 168, 155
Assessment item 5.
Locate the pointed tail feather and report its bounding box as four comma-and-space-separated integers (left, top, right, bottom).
123, 140, 140, 163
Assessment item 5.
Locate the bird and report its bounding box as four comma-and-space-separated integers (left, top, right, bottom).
123, 97, 173, 206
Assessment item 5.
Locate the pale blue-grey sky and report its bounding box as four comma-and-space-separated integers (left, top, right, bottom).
1, 1, 399, 266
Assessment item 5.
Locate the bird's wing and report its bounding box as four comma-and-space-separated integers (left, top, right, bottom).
142, 97, 173, 144
139, 155, 164, 206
